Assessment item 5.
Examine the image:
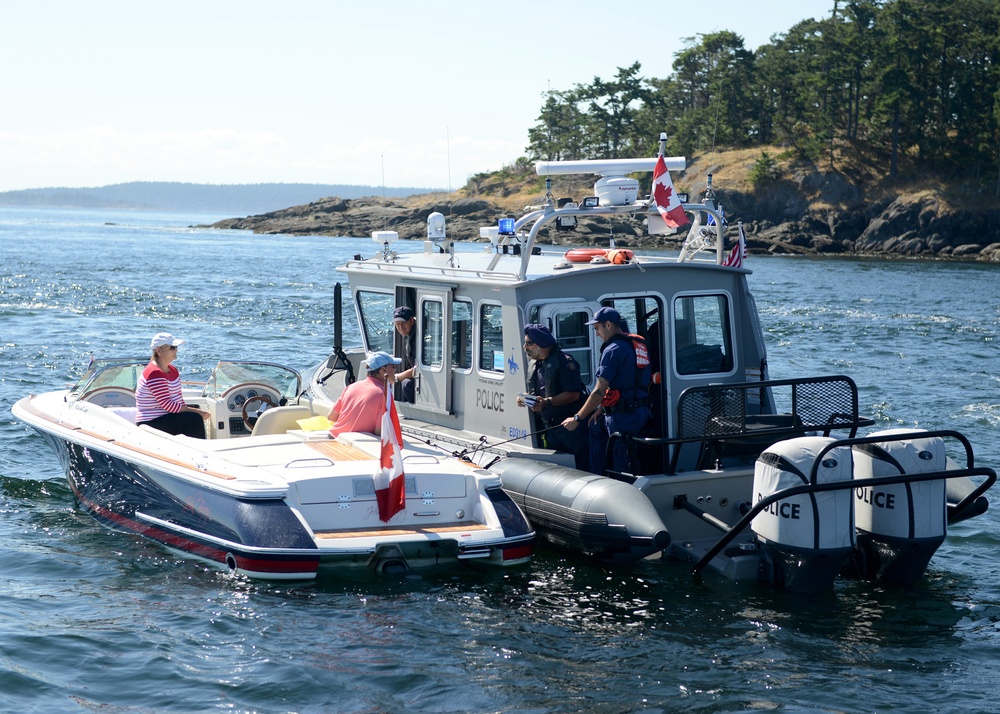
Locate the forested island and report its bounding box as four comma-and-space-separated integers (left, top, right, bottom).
216, 0, 1000, 260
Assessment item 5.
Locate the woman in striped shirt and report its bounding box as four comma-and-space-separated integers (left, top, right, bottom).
135, 332, 210, 438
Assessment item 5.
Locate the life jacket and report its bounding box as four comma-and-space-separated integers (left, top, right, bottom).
601, 333, 650, 409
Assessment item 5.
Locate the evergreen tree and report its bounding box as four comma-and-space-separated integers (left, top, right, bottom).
521, 0, 1000, 185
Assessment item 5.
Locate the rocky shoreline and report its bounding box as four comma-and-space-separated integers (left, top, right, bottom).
210, 156, 1000, 261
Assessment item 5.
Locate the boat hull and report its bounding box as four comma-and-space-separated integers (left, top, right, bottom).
45, 430, 323, 579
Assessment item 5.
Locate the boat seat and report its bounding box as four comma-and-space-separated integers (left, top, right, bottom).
251, 405, 315, 437
81, 386, 136, 408
107, 406, 138, 424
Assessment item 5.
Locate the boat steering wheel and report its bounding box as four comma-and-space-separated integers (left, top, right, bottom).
242, 394, 277, 431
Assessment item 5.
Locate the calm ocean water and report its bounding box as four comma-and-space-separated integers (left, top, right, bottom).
2, 206, 999, 713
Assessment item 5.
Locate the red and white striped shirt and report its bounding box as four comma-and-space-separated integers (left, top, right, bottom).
135, 362, 185, 423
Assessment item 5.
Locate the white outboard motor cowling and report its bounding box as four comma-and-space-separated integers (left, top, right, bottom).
851, 428, 947, 586
752, 436, 854, 592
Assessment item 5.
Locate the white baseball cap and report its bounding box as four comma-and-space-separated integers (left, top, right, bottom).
150, 332, 185, 350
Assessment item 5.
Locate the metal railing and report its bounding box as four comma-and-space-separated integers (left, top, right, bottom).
605, 375, 875, 477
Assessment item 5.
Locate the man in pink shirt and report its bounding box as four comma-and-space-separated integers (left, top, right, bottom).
328, 351, 401, 437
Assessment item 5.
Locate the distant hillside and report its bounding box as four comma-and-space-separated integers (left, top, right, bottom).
212, 148, 1000, 262
0, 181, 441, 215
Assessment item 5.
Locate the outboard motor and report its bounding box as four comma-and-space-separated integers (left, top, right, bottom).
851, 428, 946, 586
752, 436, 854, 593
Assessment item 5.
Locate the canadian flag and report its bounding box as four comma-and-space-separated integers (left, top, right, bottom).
651, 154, 689, 228
723, 221, 747, 268
374, 382, 406, 522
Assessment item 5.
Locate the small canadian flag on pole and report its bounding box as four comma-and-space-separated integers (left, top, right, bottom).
651, 154, 689, 228
374, 382, 406, 523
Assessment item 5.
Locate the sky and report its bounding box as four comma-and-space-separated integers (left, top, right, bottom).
1, 0, 836, 192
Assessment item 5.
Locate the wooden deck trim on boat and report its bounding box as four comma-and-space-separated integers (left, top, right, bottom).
315, 523, 490, 539
20, 396, 237, 480
307, 439, 373, 461
115, 442, 236, 480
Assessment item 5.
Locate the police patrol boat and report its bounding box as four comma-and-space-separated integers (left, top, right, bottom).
306, 133, 995, 591
13, 358, 534, 580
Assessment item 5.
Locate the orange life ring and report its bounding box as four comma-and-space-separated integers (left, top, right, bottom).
564, 248, 608, 263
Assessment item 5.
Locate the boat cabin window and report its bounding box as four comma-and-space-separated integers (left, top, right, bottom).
452, 299, 473, 370
673, 294, 734, 375
356, 290, 394, 353
420, 299, 444, 369
598, 296, 664, 377
552, 310, 593, 385
527, 304, 599, 386
479, 303, 505, 373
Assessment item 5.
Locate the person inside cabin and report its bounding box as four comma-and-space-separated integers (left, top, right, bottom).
516, 324, 590, 471
328, 351, 401, 437
391, 305, 417, 403
135, 332, 210, 438
561, 307, 651, 474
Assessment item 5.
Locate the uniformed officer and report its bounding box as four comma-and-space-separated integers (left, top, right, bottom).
561, 307, 651, 474
517, 323, 590, 471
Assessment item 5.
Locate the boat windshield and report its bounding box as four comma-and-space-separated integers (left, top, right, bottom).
68, 359, 147, 399
202, 361, 302, 400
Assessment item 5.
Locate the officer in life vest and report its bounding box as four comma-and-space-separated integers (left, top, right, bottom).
561, 306, 651, 474
516, 324, 589, 471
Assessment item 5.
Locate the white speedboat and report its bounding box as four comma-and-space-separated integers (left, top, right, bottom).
306, 135, 995, 592
13, 358, 534, 580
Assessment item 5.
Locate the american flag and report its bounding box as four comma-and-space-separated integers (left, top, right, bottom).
723, 222, 747, 268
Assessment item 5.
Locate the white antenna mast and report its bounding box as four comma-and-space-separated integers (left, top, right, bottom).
446, 126, 452, 193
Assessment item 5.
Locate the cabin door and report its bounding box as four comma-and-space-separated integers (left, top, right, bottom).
410, 286, 454, 415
